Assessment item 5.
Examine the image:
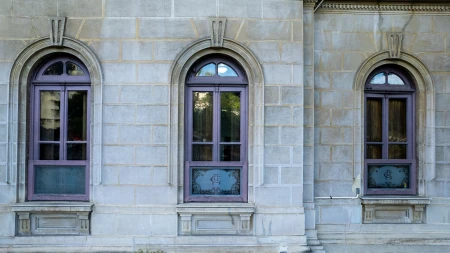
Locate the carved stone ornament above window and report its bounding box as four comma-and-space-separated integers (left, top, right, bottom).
49, 17, 66, 46
209, 18, 227, 48
318, 3, 450, 12
387, 32, 403, 59
361, 197, 430, 224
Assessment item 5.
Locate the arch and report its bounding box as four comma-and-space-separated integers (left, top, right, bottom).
353, 51, 435, 196
8, 37, 103, 202
169, 38, 264, 203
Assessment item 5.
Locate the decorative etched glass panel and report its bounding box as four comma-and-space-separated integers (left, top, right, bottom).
368, 165, 410, 188
191, 167, 240, 195
192, 144, 213, 161
66, 62, 86, 76
67, 144, 87, 160
196, 63, 216, 76
220, 144, 240, 161
218, 63, 238, 77
34, 165, 85, 194
370, 72, 386, 84
220, 92, 240, 142
389, 98, 407, 142
387, 73, 405, 85
193, 92, 213, 142
39, 144, 59, 160
366, 98, 382, 142
40, 91, 60, 141
43, 61, 64, 75
67, 91, 87, 141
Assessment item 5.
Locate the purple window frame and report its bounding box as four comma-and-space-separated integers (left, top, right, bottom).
28, 56, 91, 201
184, 56, 248, 202
364, 66, 416, 195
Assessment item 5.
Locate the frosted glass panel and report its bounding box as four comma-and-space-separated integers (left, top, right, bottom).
34, 166, 85, 194
191, 167, 240, 195
388, 73, 405, 85
368, 165, 409, 189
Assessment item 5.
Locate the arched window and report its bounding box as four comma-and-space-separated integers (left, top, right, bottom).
28, 55, 91, 201
184, 55, 248, 202
365, 65, 416, 195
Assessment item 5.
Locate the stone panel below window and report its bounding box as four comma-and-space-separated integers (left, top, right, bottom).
361, 197, 430, 224
11, 202, 93, 236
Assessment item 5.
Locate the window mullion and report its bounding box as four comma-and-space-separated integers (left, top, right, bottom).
214, 87, 220, 161
61, 86, 67, 161
382, 95, 389, 159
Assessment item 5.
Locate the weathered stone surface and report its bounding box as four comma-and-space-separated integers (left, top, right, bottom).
105, 0, 171, 17
218, 0, 261, 18
247, 20, 291, 41
79, 19, 136, 39
248, 42, 280, 62
263, 0, 302, 19
174, 0, 215, 17
89, 41, 120, 61
13, 0, 57, 17
59, 0, 102, 17
139, 19, 196, 39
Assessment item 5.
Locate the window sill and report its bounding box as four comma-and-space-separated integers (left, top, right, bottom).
11, 202, 93, 236
176, 203, 255, 235
360, 196, 430, 224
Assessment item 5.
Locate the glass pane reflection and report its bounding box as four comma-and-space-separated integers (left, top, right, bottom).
366, 98, 382, 142
40, 144, 59, 160
43, 61, 63, 75
192, 144, 213, 161
67, 91, 88, 141
389, 99, 407, 142
34, 165, 85, 194
193, 92, 213, 142
368, 165, 409, 188
218, 63, 238, 77
196, 63, 215, 76
387, 73, 405, 85
220, 92, 240, 142
220, 144, 240, 161
66, 62, 86, 76
40, 91, 60, 141
191, 167, 240, 195
370, 72, 386, 84
67, 144, 87, 160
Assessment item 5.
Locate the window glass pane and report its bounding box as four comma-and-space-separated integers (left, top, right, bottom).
193, 92, 213, 142
43, 61, 63, 75
220, 92, 240, 142
40, 91, 60, 141
67, 91, 88, 141
387, 73, 405, 85
220, 144, 240, 161
389, 98, 407, 142
196, 63, 215, 76
192, 144, 213, 161
218, 63, 238, 77
369, 72, 386, 84
368, 165, 409, 189
66, 61, 86, 76
39, 144, 59, 160
67, 144, 87, 160
366, 144, 382, 159
191, 167, 240, 195
389, 144, 407, 159
34, 165, 85, 194
366, 98, 382, 142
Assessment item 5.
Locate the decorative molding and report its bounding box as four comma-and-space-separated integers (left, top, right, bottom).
361, 197, 430, 224
386, 32, 403, 59
49, 17, 66, 46
304, 0, 318, 2
319, 3, 450, 12
209, 18, 226, 47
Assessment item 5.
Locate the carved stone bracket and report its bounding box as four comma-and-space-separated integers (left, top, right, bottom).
180, 214, 192, 235
413, 205, 426, 223
387, 32, 403, 59
239, 214, 251, 232
78, 212, 90, 235
364, 205, 374, 223
49, 17, 66, 46
17, 212, 31, 235
209, 18, 227, 48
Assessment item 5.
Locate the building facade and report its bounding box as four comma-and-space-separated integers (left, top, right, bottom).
0, 0, 450, 252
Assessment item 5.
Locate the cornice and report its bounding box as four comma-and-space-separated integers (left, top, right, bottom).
304, 0, 319, 2
319, 3, 450, 12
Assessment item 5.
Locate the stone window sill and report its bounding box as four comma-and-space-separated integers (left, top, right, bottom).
360, 196, 430, 224
176, 203, 255, 235
11, 202, 93, 236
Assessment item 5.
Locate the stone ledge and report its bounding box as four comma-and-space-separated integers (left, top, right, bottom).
11, 202, 93, 236
176, 203, 255, 236
360, 197, 430, 224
